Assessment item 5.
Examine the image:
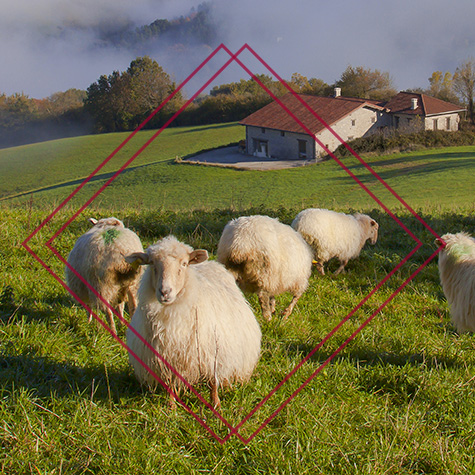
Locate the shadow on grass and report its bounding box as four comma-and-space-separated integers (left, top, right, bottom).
172, 123, 239, 135
0, 353, 142, 402
333, 155, 475, 184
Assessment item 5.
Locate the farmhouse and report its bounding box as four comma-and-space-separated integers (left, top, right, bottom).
384, 91, 465, 133
239, 89, 465, 161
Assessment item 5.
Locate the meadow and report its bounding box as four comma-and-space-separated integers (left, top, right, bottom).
1, 125, 475, 474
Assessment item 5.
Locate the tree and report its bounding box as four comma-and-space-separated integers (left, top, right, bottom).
210, 74, 288, 99
0, 92, 38, 129
85, 71, 131, 132
85, 56, 182, 132
335, 65, 397, 101
289, 73, 329, 96
453, 59, 475, 124
126, 56, 181, 127
427, 71, 459, 103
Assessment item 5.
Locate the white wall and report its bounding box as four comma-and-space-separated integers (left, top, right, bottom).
314, 107, 391, 158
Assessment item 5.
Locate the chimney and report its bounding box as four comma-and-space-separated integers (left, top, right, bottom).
411, 98, 418, 110
334, 87, 341, 98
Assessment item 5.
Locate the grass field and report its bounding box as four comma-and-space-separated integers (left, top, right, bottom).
1, 127, 475, 473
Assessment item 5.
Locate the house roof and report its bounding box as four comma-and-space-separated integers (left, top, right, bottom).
239, 93, 385, 136
384, 91, 465, 116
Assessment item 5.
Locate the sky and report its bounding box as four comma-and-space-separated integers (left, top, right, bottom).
1, 0, 475, 99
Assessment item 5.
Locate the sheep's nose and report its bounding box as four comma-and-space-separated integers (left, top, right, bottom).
160, 288, 172, 301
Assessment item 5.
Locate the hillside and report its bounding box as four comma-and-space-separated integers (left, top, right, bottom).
0, 123, 243, 202
1, 125, 474, 214
1, 123, 475, 471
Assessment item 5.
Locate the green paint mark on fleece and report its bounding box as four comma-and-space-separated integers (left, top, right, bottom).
448, 242, 474, 261
102, 228, 121, 245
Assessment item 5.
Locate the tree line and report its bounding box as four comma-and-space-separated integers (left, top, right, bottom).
1, 57, 474, 148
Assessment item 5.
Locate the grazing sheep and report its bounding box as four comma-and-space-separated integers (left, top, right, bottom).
437, 232, 475, 333
216, 215, 313, 321
65, 217, 144, 332
291, 208, 379, 275
125, 236, 261, 410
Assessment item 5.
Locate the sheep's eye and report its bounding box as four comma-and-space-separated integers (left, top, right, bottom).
181, 261, 187, 268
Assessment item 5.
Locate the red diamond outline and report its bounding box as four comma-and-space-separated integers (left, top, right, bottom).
21, 43, 446, 444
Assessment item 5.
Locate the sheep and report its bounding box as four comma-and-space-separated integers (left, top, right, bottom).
437, 232, 475, 333
291, 208, 379, 275
125, 235, 261, 410
216, 215, 313, 321
65, 217, 144, 333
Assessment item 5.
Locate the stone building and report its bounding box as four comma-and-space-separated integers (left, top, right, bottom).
239, 89, 465, 161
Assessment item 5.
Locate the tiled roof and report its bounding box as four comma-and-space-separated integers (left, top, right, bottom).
385, 91, 465, 116
239, 93, 384, 135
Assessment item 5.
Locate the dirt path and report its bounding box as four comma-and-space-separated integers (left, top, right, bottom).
183, 146, 314, 170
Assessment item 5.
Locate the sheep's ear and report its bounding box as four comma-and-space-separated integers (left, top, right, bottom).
125, 252, 150, 268
109, 217, 122, 227
435, 237, 446, 247
89, 218, 98, 225
370, 220, 378, 227
189, 249, 208, 265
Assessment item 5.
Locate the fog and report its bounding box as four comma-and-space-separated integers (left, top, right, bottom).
2, 0, 475, 99
0, 0, 204, 98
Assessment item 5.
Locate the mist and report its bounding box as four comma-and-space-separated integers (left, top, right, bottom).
210, 0, 475, 92
0, 0, 205, 98
2, 0, 475, 99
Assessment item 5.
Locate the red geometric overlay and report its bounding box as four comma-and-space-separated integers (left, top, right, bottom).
21, 44, 446, 444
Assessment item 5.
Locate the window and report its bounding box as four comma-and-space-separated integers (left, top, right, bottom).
446, 117, 451, 130
280, 131, 285, 137
351, 119, 356, 126
433, 119, 438, 130
395, 116, 400, 128
261, 127, 266, 134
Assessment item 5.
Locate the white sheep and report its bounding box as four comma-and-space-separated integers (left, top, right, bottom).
65, 217, 144, 333
437, 232, 475, 333
291, 208, 379, 275
125, 235, 261, 410
216, 215, 313, 321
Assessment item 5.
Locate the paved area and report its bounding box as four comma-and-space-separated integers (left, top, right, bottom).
183, 146, 314, 170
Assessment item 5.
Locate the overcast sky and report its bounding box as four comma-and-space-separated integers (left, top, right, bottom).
1, 0, 475, 99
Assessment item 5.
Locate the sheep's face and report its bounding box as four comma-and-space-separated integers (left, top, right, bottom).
357, 215, 379, 245
126, 237, 208, 305
368, 219, 379, 245
152, 252, 200, 304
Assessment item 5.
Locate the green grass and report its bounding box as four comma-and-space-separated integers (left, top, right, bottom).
1, 128, 475, 473
2, 135, 474, 214
0, 122, 243, 200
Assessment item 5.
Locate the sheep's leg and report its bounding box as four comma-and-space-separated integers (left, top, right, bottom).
334, 260, 348, 275
270, 296, 276, 314
258, 291, 273, 321
127, 290, 138, 317
315, 259, 325, 275
105, 308, 117, 333
117, 301, 125, 325
168, 386, 181, 410
210, 380, 221, 411
281, 293, 303, 321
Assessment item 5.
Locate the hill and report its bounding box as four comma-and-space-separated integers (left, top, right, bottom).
1, 124, 475, 472
1, 125, 474, 214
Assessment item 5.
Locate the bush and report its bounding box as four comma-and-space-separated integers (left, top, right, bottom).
333, 128, 475, 158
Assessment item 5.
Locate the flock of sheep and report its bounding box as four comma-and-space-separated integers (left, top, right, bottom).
64, 211, 475, 409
